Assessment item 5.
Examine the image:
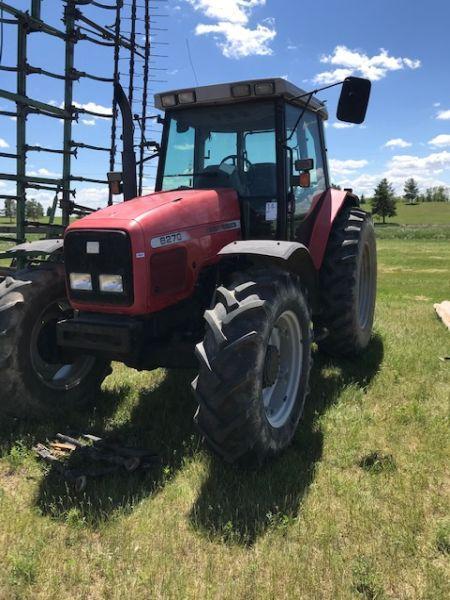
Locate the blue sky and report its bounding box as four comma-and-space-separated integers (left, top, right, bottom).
1, 0, 450, 211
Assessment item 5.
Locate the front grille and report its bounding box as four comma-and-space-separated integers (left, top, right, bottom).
65, 229, 134, 306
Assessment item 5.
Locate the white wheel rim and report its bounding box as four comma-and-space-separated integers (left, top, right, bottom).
262, 310, 303, 428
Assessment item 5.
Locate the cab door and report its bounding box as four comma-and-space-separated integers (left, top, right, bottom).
285, 104, 328, 241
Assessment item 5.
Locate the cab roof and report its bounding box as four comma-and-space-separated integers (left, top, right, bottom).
154, 78, 328, 119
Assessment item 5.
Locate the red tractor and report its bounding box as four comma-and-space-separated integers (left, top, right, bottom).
0, 77, 376, 465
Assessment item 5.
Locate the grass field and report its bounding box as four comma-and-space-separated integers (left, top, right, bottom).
0, 208, 449, 598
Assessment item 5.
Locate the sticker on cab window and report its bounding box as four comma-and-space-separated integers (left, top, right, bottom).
265, 202, 277, 221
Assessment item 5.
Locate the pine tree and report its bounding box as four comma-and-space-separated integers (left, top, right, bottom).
360, 193, 366, 204
403, 178, 419, 204
371, 178, 397, 224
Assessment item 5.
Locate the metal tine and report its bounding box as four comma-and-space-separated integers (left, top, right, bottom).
56, 433, 86, 448
81, 433, 158, 460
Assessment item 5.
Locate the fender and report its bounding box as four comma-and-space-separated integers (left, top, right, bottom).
0, 238, 63, 261
308, 188, 359, 269
219, 239, 319, 311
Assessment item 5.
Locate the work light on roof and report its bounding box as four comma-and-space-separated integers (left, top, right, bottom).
254, 81, 275, 95
161, 93, 177, 108
231, 83, 251, 98
178, 90, 196, 104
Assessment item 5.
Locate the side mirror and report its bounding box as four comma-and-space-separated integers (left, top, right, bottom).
337, 76, 371, 124
294, 158, 314, 172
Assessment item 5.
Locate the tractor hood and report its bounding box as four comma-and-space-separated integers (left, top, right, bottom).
77, 189, 210, 224
65, 187, 241, 316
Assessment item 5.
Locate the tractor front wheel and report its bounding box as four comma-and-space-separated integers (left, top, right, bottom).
192, 270, 312, 465
0, 267, 111, 418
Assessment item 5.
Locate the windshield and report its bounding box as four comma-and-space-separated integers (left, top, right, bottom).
161, 101, 277, 199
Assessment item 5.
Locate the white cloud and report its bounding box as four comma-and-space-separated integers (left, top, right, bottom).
186, 0, 265, 24
428, 134, 450, 148
50, 99, 111, 118
384, 138, 412, 149
329, 158, 368, 175
0, 138, 10, 148
436, 109, 450, 120
28, 167, 60, 178
335, 150, 450, 195
174, 143, 194, 151
76, 186, 109, 207
314, 46, 421, 84
332, 122, 355, 129
433, 102, 441, 108
82, 119, 96, 126
388, 151, 450, 173
73, 101, 112, 118
187, 0, 276, 59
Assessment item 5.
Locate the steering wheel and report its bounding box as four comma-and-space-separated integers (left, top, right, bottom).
219, 154, 252, 169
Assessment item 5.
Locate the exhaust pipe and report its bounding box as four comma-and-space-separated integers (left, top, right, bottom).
114, 83, 137, 201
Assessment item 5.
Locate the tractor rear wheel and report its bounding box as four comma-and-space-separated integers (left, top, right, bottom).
192, 270, 312, 465
318, 206, 377, 357
0, 267, 111, 418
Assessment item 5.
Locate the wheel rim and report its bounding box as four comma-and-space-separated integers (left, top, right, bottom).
30, 299, 96, 391
358, 241, 372, 329
262, 310, 303, 428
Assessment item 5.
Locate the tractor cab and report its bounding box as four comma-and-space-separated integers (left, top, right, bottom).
154, 78, 330, 241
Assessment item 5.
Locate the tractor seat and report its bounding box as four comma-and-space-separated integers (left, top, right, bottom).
194, 164, 235, 189
246, 163, 277, 197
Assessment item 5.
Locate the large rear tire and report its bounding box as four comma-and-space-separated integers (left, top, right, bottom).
318, 206, 377, 357
0, 267, 111, 418
192, 269, 312, 465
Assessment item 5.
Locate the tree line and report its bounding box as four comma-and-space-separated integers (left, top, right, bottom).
2, 199, 51, 222
332, 178, 449, 224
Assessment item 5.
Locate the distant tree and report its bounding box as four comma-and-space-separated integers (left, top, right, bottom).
431, 186, 448, 202
46, 206, 53, 218
424, 188, 433, 202
331, 183, 341, 190
422, 186, 449, 202
371, 178, 397, 224
4, 198, 16, 222
403, 178, 420, 204
26, 200, 44, 220
360, 193, 366, 204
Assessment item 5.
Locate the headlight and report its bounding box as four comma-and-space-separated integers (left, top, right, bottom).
99, 274, 124, 293
69, 273, 92, 291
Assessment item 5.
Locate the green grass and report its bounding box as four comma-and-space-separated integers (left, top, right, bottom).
389, 201, 450, 225
372, 202, 450, 240
0, 231, 449, 598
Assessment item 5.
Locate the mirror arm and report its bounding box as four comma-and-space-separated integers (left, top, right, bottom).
284, 92, 314, 144
291, 79, 346, 103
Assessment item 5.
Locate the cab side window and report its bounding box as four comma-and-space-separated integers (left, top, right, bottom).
285, 105, 326, 217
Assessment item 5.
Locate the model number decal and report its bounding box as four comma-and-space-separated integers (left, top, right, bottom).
151, 231, 190, 248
